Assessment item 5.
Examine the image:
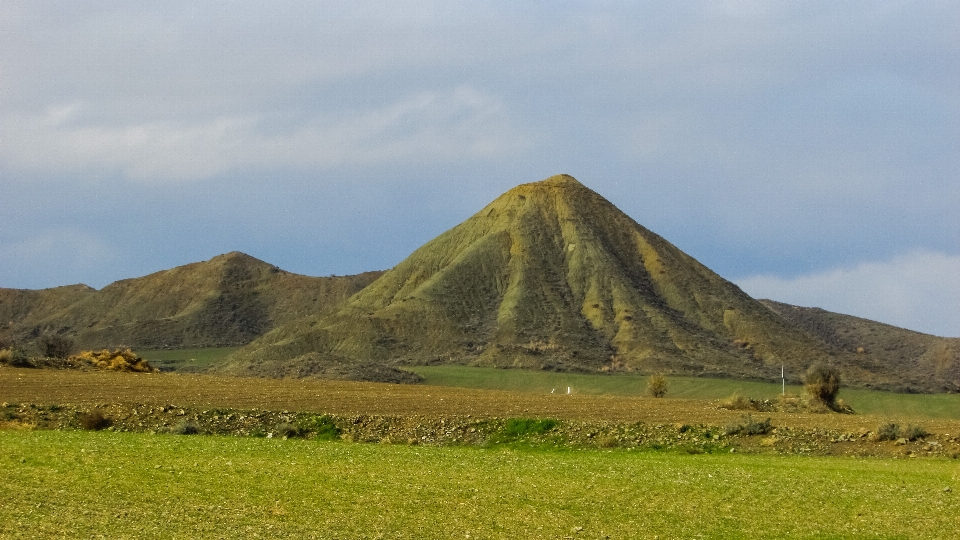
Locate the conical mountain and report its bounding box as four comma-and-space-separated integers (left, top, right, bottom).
223, 175, 858, 382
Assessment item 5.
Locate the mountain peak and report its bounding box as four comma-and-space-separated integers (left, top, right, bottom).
540, 174, 581, 186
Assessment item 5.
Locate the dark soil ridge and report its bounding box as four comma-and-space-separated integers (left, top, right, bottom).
3, 402, 959, 459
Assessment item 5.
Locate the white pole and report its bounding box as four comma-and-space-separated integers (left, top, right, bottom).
567, 386, 571, 395
782, 365, 785, 395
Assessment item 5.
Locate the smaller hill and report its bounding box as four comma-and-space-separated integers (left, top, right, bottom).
761, 300, 960, 393
0, 252, 383, 351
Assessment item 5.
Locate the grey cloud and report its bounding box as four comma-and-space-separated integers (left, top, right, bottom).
1, 1, 958, 336
0, 87, 532, 181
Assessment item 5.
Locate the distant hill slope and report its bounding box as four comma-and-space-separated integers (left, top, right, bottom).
222, 174, 940, 389
0, 252, 383, 350
760, 300, 959, 393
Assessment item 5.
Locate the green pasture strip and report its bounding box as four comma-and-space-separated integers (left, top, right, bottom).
409, 366, 804, 398
410, 366, 960, 420
838, 387, 960, 420
139, 347, 240, 370
2, 431, 958, 539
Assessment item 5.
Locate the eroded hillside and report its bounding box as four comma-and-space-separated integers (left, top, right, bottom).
0, 252, 383, 350
223, 175, 901, 387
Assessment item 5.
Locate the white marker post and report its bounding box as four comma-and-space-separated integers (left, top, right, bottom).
782, 365, 785, 395
567, 386, 571, 395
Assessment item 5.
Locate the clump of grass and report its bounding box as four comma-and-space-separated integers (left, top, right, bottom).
298, 415, 341, 441
501, 418, 558, 437
724, 414, 772, 436
875, 422, 928, 442
903, 425, 929, 441
171, 420, 199, 435
719, 393, 772, 411
647, 373, 668, 398
79, 411, 112, 431
876, 422, 901, 441
596, 434, 619, 448
490, 418, 559, 444
274, 422, 306, 439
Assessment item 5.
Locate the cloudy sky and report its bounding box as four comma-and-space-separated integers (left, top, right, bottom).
2, 2, 958, 337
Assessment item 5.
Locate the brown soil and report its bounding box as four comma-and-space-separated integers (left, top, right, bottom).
2, 367, 960, 458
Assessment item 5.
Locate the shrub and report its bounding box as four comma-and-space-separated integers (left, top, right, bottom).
876, 422, 900, 441
719, 393, 772, 411
79, 411, 112, 431
274, 422, 306, 439
496, 418, 559, 442
70, 349, 156, 372
299, 415, 341, 441
724, 414, 773, 436
903, 425, 929, 441
597, 434, 619, 448
804, 363, 841, 408
876, 423, 927, 442
172, 420, 199, 435
647, 373, 668, 398
0, 347, 31, 367
40, 335, 74, 359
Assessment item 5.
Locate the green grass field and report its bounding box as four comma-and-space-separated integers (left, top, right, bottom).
409, 366, 960, 420
139, 347, 241, 372
1, 430, 958, 539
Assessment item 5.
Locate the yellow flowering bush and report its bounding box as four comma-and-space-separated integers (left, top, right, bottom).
69, 348, 156, 373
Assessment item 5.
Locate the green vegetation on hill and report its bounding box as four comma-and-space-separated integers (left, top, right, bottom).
3, 175, 957, 393
0, 253, 383, 351
225, 175, 823, 377
2, 430, 958, 539
761, 300, 960, 393
223, 175, 954, 392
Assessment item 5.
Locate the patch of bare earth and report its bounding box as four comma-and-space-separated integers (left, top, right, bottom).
2, 367, 959, 458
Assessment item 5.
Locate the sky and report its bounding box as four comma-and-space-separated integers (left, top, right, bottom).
1, 2, 958, 337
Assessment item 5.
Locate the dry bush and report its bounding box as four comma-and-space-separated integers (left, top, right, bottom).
874, 422, 927, 442
724, 414, 773, 436
597, 434, 619, 448
172, 420, 199, 435
903, 424, 930, 441
79, 411, 112, 431
804, 363, 841, 408
719, 393, 771, 412
274, 422, 306, 439
40, 335, 74, 359
0, 347, 31, 367
70, 349, 156, 373
647, 373, 668, 398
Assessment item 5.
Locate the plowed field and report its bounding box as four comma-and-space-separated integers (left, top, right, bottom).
4, 367, 960, 436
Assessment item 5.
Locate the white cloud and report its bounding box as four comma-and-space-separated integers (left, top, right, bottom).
736, 251, 960, 337
0, 87, 531, 181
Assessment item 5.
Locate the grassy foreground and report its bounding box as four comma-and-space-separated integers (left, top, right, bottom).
2, 430, 959, 539
410, 366, 960, 420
